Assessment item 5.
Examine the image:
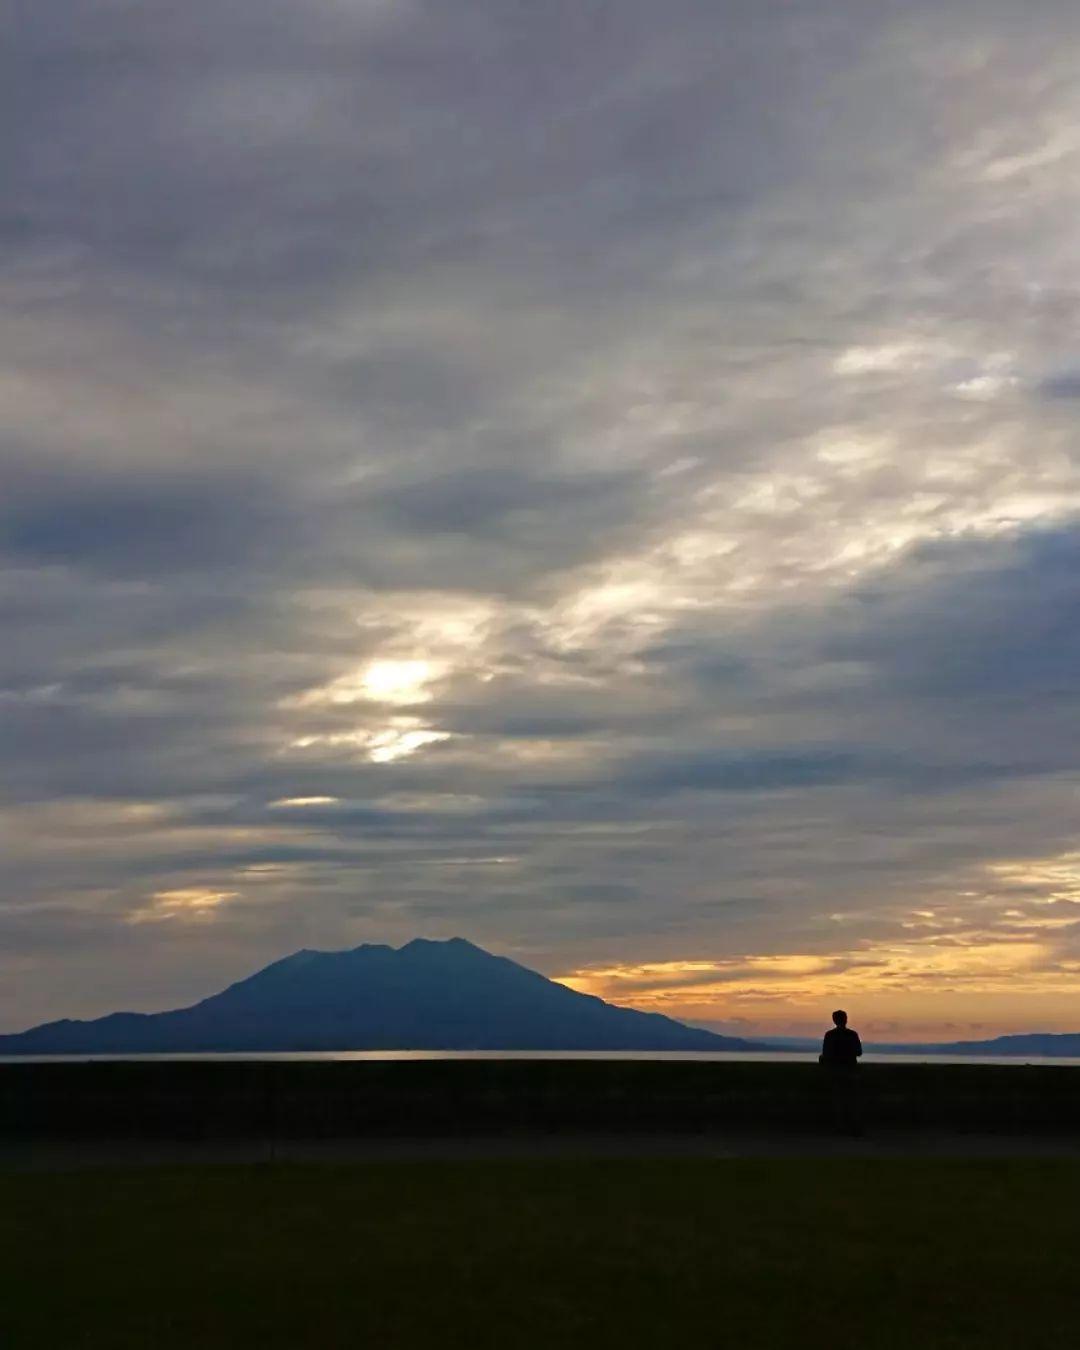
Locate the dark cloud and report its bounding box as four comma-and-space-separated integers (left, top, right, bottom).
622, 749, 876, 795
1, 472, 295, 577
372, 466, 637, 539
1038, 372, 1080, 399
824, 527, 1080, 705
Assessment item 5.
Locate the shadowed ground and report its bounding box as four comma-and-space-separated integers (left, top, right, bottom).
3, 1157, 1079, 1349
6, 1128, 1080, 1170
6, 1060, 1080, 1139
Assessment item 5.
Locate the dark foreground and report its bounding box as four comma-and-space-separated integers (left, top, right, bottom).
3, 1157, 1080, 1349
6, 1058, 1080, 1139
7, 1127, 1080, 1171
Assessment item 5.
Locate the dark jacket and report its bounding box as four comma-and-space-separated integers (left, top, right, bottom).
819, 1026, 863, 1067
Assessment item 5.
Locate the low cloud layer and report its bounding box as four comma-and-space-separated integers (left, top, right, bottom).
3, 1, 1080, 1035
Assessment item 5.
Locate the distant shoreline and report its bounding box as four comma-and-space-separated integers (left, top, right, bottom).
5, 1048, 1080, 1066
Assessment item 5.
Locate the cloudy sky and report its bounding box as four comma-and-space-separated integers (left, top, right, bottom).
3, 1, 1080, 1040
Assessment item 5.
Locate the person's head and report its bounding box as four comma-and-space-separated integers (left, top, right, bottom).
831, 1009, 848, 1027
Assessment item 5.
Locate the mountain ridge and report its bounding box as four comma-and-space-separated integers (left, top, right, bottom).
867, 1032, 1080, 1057
0, 938, 757, 1055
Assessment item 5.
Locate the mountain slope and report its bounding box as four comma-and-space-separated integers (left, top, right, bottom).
0, 938, 755, 1054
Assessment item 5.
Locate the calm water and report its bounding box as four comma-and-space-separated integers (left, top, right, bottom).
3, 1050, 1080, 1067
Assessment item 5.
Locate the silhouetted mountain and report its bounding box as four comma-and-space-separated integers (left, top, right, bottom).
0, 938, 757, 1054
869, 1032, 1080, 1057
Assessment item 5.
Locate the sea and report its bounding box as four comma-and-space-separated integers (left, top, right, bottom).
3, 1050, 1080, 1067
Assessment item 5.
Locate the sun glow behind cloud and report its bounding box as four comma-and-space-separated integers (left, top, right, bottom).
270, 796, 340, 807
359, 660, 439, 705
130, 889, 239, 924
290, 719, 453, 763
288, 658, 441, 708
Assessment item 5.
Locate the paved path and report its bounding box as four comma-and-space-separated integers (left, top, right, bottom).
4, 1130, 1080, 1171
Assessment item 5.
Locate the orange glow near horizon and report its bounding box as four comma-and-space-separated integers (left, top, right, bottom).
553, 852, 1080, 1039
554, 939, 1080, 1040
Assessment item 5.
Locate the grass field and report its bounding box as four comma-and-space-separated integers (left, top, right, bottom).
3, 1158, 1079, 1348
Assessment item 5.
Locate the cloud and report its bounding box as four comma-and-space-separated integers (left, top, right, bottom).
1039, 372, 1080, 400
4, 1, 1080, 1034
1, 470, 294, 577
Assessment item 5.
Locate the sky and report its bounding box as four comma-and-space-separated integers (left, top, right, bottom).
3, 0, 1080, 1041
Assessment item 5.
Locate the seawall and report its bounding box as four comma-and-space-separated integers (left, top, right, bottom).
4, 1059, 1080, 1140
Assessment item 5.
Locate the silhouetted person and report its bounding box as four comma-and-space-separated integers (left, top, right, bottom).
820, 1009, 862, 1068
819, 1009, 863, 1134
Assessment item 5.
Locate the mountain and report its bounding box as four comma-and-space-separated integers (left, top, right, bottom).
870, 1033, 1080, 1057
0, 938, 757, 1055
